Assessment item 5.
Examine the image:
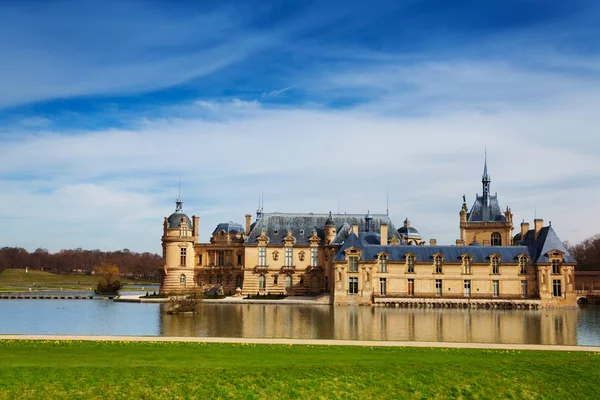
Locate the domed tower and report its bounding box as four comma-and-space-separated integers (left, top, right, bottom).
397, 218, 425, 245
160, 195, 199, 294
324, 211, 336, 245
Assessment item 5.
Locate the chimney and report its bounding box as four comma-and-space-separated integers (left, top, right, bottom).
455, 239, 465, 246
429, 239, 437, 246
245, 214, 252, 235
192, 216, 200, 237
351, 224, 359, 236
380, 223, 388, 245
163, 217, 168, 235
520, 220, 530, 241
534, 218, 544, 240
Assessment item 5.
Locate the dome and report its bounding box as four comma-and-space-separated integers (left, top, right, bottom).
212, 221, 245, 235
397, 226, 421, 238
167, 197, 192, 229
325, 211, 335, 227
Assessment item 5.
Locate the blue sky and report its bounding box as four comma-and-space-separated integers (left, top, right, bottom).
1, 0, 599, 252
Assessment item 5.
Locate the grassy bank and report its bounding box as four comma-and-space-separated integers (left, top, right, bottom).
0, 340, 599, 399
0, 269, 156, 291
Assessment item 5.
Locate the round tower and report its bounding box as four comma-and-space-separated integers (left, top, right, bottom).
324, 211, 336, 245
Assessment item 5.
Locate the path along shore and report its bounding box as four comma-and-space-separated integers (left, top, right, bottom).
1, 334, 599, 352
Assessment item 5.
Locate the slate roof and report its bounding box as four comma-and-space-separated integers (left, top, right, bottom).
333, 233, 530, 263
212, 221, 245, 235
167, 212, 192, 230
245, 213, 397, 245
397, 225, 421, 238
468, 194, 506, 222
513, 225, 576, 263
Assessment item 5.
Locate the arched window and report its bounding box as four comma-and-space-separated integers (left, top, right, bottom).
179, 274, 186, 285
463, 255, 472, 274
406, 254, 415, 273
434, 255, 443, 274
491, 256, 500, 274
258, 275, 266, 289
378, 254, 388, 273
286, 275, 293, 289
491, 232, 502, 246
518, 256, 528, 274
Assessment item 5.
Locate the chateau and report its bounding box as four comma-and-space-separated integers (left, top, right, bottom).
160, 159, 577, 307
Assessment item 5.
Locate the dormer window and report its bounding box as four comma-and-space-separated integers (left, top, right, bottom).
491, 255, 500, 274
299, 230, 305, 236
552, 259, 561, 274
349, 256, 359, 272
258, 246, 267, 266
285, 246, 293, 267
273, 229, 279, 235
406, 254, 415, 273
181, 227, 187, 237
463, 255, 472, 274
311, 247, 319, 267
434, 255, 443, 274
519, 256, 527, 274
378, 254, 388, 273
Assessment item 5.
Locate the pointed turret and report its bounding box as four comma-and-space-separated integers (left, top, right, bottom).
482, 150, 491, 207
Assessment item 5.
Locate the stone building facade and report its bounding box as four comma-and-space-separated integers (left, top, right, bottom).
160, 159, 577, 307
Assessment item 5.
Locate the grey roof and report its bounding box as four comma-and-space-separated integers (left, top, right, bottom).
514, 225, 576, 263
333, 232, 530, 263
397, 226, 421, 238
245, 213, 397, 245
468, 194, 506, 222
212, 221, 245, 235
167, 212, 192, 229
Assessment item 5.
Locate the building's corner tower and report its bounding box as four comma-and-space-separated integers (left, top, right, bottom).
160, 195, 198, 293
324, 211, 336, 245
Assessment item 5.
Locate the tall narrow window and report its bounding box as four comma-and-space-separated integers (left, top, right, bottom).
491, 232, 502, 246
463, 256, 472, 274
435, 279, 442, 296
349, 277, 358, 294
407, 279, 415, 296
198, 254, 202, 266
285, 247, 293, 267
274, 275, 278, 286
179, 274, 186, 285
286, 275, 293, 290
237, 253, 242, 265
491, 256, 499, 274
181, 227, 187, 237
464, 280, 471, 297
349, 256, 359, 273
311, 247, 319, 267
519, 257, 527, 274
236, 274, 242, 288
434, 255, 443, 274
407, 255, 415, 273
258, 275, 266, 289
180, 248, 187, 267
216, 274, 222, 284
378, 254, 388, 273
553, 279, 562, 297
552, 260, 561, 274
218, 251, 225, 266
380, 278, 387, 295
521, 280, 528, 297
259, 246, 266, 266
492, 280, 499, 297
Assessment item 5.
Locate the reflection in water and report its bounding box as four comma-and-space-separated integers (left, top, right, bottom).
160, 304, 584, 345
0, 299, 598, 345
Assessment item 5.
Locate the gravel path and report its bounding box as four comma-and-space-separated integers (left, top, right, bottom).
1, 334, 598, 352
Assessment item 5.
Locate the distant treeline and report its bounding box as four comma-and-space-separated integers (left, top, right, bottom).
0, 247, 161, 282
566, 234, 600, 271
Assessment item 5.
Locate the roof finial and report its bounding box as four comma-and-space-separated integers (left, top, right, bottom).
386, 190, 389, 215
175, 177, 183, 212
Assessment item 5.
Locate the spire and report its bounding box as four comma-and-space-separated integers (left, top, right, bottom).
175, 180, 183, 213
482, 149, 491, 207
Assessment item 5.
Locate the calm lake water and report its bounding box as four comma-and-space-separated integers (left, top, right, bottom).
0, 300, 599, 346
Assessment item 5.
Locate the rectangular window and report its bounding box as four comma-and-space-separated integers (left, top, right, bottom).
435, 257, 443, 274
553, 279, 562, 297
435, 279, 442, 296
407, 279, 415, 296
180, 248, 187, 267
491, 258, 499, 274
552, 260, 561, 274
519, 258, 527, 274
380, 278, 387, 296
237, 253, 242, 265
492, 280, 499, 297
407, 256, 415, 273
464, 280, 471, 297
349, 257, 359, 273
311, 247, 319, 267
259, 246, 266, 266
521, 280, 528, 297
218, 251, 225, 266
379, 256, 387, 273
285, 247, 293, 267
198, 254, 202, 266
349, 277, 358, 294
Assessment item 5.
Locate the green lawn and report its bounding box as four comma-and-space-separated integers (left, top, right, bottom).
0, 340, 598, 399
0, 269, 155, 291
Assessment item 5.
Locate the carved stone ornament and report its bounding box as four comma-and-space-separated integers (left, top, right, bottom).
299, 251, 305, 261
272, 250, 279, 261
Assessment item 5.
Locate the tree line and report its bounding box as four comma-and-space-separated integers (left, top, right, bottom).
0, 247, 161, 282
566, 233, 600, 271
